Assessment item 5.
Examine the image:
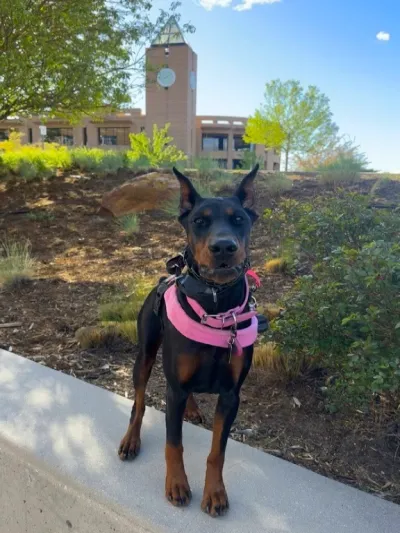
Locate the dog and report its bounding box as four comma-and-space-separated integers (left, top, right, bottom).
118, 164, 260, 517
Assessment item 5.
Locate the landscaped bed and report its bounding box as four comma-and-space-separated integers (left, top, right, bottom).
1, 171, 400, 504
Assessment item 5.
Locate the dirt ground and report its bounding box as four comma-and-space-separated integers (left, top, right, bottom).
1, 172, 400, 505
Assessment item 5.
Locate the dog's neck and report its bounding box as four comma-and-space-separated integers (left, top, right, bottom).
177, 269, 247, 316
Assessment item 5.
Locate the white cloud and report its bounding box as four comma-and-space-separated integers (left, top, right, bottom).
198, 0, 232, 10
197, 0, 281, 10
376, 31, 390, 41
234, 0, 281, 11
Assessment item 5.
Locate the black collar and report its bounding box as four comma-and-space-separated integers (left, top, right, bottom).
166, 246, 249, 293
165, 247, 249, 315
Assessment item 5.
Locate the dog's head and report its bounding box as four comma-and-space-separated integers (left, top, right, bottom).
172, 165, 259, 284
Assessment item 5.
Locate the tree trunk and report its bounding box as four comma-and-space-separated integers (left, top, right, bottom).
285, 150, 289, 172
284, 136, 291, 172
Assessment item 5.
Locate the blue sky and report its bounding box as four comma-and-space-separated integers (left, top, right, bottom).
140, 0, 399, 172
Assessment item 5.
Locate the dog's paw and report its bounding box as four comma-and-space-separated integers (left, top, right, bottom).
165, 474, 192, 507
118, 431, 141, 461
201, 481, 229, 517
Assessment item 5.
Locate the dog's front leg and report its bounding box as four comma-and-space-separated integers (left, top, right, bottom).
201, 390, 239, 517
165, 385, 191, 507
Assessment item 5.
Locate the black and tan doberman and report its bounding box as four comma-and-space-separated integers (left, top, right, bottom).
118, 165, 260, 517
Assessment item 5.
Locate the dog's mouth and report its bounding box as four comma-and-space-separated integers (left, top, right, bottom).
198, 262, 244, 283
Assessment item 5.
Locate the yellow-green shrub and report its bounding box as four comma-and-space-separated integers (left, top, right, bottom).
0, 142, 71, 180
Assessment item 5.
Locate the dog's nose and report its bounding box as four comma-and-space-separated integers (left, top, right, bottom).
208, 239, 238, 256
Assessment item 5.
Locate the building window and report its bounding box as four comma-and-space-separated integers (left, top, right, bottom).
232, 159, 242, 169
0, 129, 9, 141
216, 159, 227, 169
273, 162, 280, 171
28, 128, 33, 144
83, 127, 88, 146
233, 135, 250, 152
46, 127, 74, 145
202, 134, 228, 152
98, 127, 130, 146
140, 126, 145, 132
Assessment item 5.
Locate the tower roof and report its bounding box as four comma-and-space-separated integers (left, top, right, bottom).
152, 16, 186, 46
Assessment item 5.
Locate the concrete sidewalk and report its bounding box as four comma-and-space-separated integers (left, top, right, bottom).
0, 349, 399, 533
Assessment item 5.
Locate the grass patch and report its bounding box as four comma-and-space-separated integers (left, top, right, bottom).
116, 214, 140, 235
318, 169, 360, 186
264, 257, 287, 274
26, 211, 55, 222
253, 341, 307, 381
94, 275, 156, 347
99, 274, 154, 324
0, 239, 36, 288
263, 172, 293, 196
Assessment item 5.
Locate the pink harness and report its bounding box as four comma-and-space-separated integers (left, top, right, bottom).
164, 271, 260, 357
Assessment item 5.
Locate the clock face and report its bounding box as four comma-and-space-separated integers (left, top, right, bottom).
157, 68, 176, 88
190, 71, 196, 90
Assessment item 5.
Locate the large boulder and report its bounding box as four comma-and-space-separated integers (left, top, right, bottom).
99, 172, 179, 217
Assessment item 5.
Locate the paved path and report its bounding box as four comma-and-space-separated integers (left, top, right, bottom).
0, 349, 399, 532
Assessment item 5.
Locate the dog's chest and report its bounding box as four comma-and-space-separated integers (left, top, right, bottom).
185, 346, 238, 394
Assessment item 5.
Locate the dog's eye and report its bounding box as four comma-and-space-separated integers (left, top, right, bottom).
194, 217, 206, 226
234, 215, 244, 224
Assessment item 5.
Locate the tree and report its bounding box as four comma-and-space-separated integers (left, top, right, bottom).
296, 136, 374, 172
0, 1, 194, 121
244, 80, 338, 171
128, 123, 186, 166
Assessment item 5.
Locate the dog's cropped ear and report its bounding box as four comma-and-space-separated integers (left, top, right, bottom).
173, 167, 201, 215
234, 164, 259, 209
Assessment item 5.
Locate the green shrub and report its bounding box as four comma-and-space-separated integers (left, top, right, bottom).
127, 123, 186, 168
239, 149, 264, 170
263, 194, 400, 265
193, 156, 221, 181
0, 143, 71, 179
71, 147, 125, 174
271, 241, 400, 409
127, 155, 151, 171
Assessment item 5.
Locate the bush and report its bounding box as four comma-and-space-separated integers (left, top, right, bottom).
127, 123, 186, 168
239, 149, 264, 170
271, 241, 400, 409
193, 156, 222, 181
71, 147, 126, 174
263, 194, 400, 266
0, 239, 36, 288
0, 142, 71, 179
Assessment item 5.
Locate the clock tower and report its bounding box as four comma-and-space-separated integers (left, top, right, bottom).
145, 17, 197, 160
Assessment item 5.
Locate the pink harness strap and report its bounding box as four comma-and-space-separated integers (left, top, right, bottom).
164, 277, 258, 357
186, 276, 253, 328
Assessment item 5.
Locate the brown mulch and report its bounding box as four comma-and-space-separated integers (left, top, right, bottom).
1, 172, 399, 505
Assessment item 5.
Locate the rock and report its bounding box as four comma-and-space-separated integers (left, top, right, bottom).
99, 172, 180, 217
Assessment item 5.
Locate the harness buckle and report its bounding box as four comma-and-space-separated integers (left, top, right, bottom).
249, 295, 257, 311
201, 313, 208, 324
